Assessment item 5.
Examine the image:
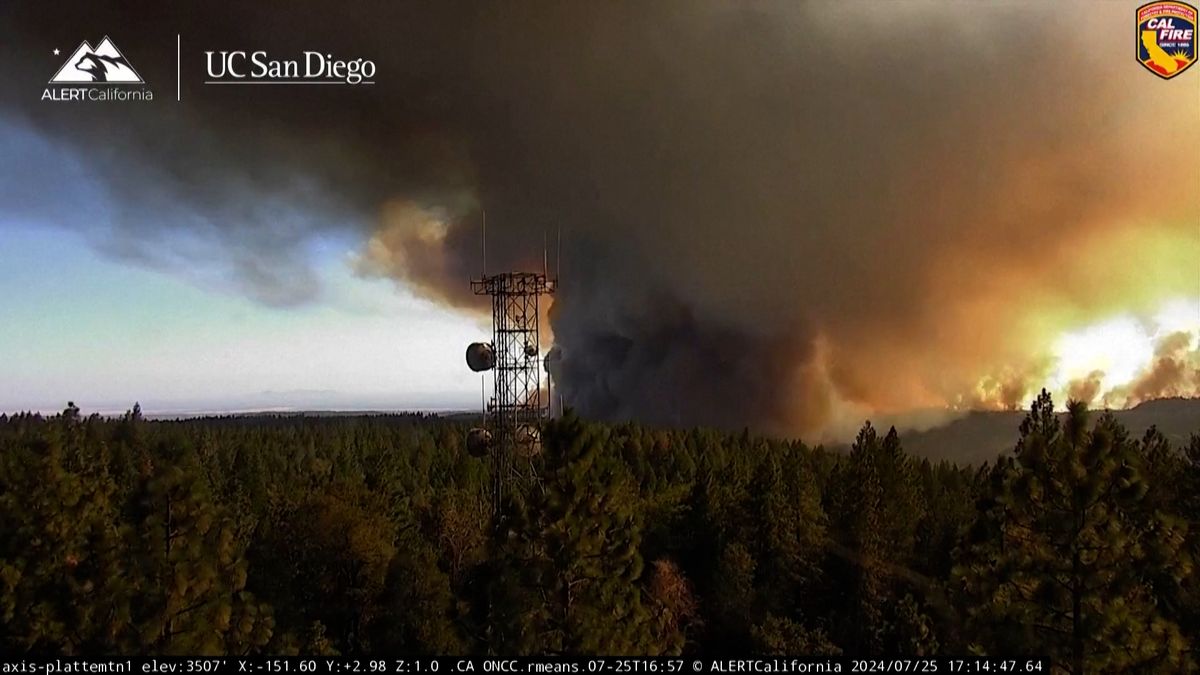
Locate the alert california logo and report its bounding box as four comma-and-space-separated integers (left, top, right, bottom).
1136, 1, 1197, 79
43, 36, 154, 102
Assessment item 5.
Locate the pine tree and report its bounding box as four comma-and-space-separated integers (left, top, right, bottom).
954, 392, 1193, 673
372, 529, 465, 653
1136, 425, 1184, 515
751, 615, 841, 656
1180, 434, 1200, 640
826, 423, 939, 655
709, 541, 757, 650
740, 447, 830, 650
827, 423, 887, 654
490, 411, 662, 654
251, 481, 396, 652
125, 452, 272, 654
0, 410, 128, 653
875, 428, 926, 560
752, 449, 826, 603
644, 558, 699, 654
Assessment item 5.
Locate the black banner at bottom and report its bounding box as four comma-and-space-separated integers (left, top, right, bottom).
0, 657, 1051, 675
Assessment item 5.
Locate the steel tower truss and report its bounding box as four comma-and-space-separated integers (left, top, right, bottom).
471, 271, 555, 509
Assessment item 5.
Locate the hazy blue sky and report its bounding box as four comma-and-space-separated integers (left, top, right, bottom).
0, 120, 487, 415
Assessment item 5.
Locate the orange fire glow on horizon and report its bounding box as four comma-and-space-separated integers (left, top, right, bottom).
966, 296, 1200, 412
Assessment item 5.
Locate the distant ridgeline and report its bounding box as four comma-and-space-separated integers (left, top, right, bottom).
0, 395, 1197, 668
898, 397, 1200, 465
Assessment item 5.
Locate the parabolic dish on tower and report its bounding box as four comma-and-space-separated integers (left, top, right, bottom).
466, 428, 492, 457
466, 342, 496, 372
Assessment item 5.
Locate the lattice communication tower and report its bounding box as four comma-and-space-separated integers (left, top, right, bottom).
465, 270, 556, 512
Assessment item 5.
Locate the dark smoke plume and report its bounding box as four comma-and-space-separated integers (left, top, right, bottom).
2, 2, 1197, 437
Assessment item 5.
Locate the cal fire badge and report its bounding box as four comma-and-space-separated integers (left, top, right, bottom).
1137, 2, 1196, 79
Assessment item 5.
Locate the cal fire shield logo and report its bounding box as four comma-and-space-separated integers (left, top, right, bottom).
49, 37, 143, 83
1137, 2, 1197, 79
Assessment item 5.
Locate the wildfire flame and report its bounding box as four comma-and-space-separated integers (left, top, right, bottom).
971, 297, 1200, 411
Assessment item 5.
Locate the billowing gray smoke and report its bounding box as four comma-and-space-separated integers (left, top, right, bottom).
2, 2, 1196, 437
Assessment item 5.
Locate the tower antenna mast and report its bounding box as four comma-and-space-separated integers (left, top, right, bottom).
464, 215, 557, 514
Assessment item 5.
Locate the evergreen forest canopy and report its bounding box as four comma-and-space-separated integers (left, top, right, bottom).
0, 393, 1197, 673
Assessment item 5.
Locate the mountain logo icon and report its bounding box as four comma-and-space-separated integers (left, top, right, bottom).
49, 37, 144, 84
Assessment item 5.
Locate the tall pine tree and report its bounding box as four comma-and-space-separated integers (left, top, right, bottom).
955, 392, 1192, 673
490, 412, 664, 654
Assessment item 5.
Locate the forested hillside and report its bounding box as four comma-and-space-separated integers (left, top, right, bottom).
1, 394, 1197, 671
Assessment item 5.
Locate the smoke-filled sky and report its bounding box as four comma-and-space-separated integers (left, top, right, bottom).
1, 1, 1197, 438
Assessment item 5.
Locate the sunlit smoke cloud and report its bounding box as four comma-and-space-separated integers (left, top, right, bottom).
1066, 370, 1106, 406
1034, 298, 1200, 409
